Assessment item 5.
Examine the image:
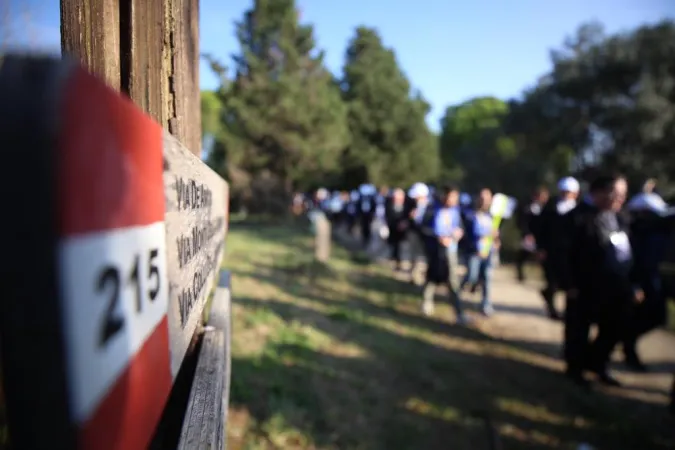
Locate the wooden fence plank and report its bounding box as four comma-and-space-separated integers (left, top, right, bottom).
60, 0, 121, 90
178, 270, 232, 450
167, 0, 201, 157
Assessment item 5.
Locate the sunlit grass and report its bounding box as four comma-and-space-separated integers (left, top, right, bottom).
223, 222, 674, 450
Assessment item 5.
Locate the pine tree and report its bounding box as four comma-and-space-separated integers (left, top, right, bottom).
341, 27, 438, 188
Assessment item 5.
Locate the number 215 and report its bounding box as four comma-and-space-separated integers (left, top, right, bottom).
96, 248, 161, 348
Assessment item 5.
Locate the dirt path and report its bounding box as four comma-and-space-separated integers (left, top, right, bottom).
477, 267, 675, 401
358, 230, 675, 403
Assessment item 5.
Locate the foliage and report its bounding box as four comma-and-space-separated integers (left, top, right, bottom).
438, 20, 675, 201
340, 27, 438, 188
203, 8, 675, 210
204, 0, 349, 212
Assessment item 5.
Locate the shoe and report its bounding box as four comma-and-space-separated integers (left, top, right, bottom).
565, 367, 590, 388
624, 354, 648, 373
565, 369, 591, 389
422, 299, 434, 317
481, 305, 494, 317
548, 310, 562, 321
456, 313, 472, 325
597, 372, 622, 387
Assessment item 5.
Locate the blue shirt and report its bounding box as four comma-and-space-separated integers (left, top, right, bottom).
468, 211, 494, 257
434, 206, 462, 237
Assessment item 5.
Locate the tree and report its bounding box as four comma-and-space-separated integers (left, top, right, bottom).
341, 27, 438, 188
219, 0, 348, 198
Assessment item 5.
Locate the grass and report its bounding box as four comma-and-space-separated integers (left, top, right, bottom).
224, 222, 674, 450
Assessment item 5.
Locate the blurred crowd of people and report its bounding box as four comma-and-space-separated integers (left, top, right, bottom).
296, 174, 675, 409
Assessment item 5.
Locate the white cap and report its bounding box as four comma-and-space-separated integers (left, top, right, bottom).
627, 192, 668, 213
316, 188, 328, 200
408, 182, 429, 199
558, 176, 580, 193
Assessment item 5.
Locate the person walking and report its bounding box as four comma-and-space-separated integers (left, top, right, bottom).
515, 186, 549, 282
385, 188, 411, 271
563, 173, 640, 387
460, 188, 500, 316
421, 185, 468, 323
622, 180, 671, 371
534, 177, 580, 320
407, 182, 432, 284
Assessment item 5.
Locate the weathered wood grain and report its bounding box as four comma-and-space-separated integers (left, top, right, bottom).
127, 0, 166, 123
177, 329, 225, 450
163, 130, 229, 377
177, 270, 232, 450
166, 0, 201, 157
60, 0, 202, 157
60, 0, 120, 90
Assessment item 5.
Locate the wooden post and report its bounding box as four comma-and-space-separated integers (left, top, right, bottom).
314, 213, 331, 263
59, 0, 202, 157
60, 0, 120, 89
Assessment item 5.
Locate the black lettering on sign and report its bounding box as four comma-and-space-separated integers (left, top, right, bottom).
96, 248, 162, 348
175, 177, 213, 211
176, 234, 191, 268
178, 286, 194, 327
174, 216, 225, 269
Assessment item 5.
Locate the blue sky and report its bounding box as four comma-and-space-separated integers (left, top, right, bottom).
6, 0, 674, 130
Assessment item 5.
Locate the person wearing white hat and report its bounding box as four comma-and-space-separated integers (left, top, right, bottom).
533, 176, 580, 320
406, 182, 432, 283
621, 178, 671, 371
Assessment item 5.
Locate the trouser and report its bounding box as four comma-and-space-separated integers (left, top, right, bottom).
388, 236, 404, 267
622, 276, 667, 358
460, 254, 492, 309
408, 232, 426, 266
360, 215, 373, 248
423, 246, 463, 316
515, 248, 532, 281
565, 294, 629, 375
346, 214, 357, 236
541, 259, 561, 317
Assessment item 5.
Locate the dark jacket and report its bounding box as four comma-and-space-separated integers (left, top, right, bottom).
358, 195, 375, 220
534, 196, 575, 255
565, 201, 637, 301
516, 201, 544, 238
418, 201, 439, 246
385, 199, 410, 240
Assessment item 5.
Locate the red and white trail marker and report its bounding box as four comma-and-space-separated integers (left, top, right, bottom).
0, 55, 228, 450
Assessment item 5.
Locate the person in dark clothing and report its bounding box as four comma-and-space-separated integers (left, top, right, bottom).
407, 183, 433, 284
358, 186, 376, 249
515, 186, 549, 282
622, 188, 672, 371
345, 190, 359, 237
421, 185, 467, 322
563, 174, 641, 388
534, 177, 580, 320
385, 188, 411, 270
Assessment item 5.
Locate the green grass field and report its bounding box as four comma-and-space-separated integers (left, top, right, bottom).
224, 222, 673, 450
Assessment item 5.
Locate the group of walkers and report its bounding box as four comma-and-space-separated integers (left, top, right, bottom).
309, 183, 507, 325
515, 175, 675, 390
304, 173, 675, 407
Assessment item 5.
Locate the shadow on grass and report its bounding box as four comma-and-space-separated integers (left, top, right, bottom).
231, 293, 675, 450
226, 222, 675, 449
